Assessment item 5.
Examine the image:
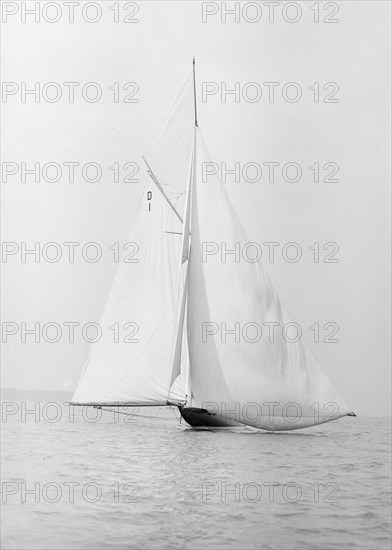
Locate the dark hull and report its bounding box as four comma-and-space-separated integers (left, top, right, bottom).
178, 407, 239, 428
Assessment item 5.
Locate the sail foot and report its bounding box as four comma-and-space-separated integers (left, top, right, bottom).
187, 399, 354, 431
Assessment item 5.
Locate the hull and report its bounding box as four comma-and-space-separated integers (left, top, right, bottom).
178, 407, 239, 428
178, 406, 356, 430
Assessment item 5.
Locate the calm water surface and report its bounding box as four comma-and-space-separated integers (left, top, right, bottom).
2, 406, 391, 549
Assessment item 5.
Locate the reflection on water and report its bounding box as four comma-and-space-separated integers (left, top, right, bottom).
1, 407, 391, 549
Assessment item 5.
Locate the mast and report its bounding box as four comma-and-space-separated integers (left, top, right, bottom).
186, 58, 198, 400
193, 57, 198, 127
167, 58, 198, 403
166, 133, 194, 402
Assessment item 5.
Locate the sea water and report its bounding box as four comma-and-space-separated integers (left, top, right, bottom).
1, 406, 391, 549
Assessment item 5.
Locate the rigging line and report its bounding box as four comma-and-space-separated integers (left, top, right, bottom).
169, 191, 184, 201
93, 406, 140, 417
94, 406, 181, 422
145, 71, 193, 155
163, 183, 186, 193
142, 155, 183, 224
193, 56, 198, 127
68, 402, 168, 407
168, 404, 182, 425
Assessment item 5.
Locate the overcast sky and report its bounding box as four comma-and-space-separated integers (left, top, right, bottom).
1, 1, 390, 416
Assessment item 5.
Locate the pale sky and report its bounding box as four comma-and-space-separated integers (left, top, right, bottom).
1, 1, 391, 416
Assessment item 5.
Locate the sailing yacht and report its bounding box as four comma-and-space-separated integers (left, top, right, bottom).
71, 60, 355, 431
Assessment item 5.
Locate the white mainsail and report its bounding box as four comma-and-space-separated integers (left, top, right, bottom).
72, 73, 194, 407
186, 129, 352, 429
